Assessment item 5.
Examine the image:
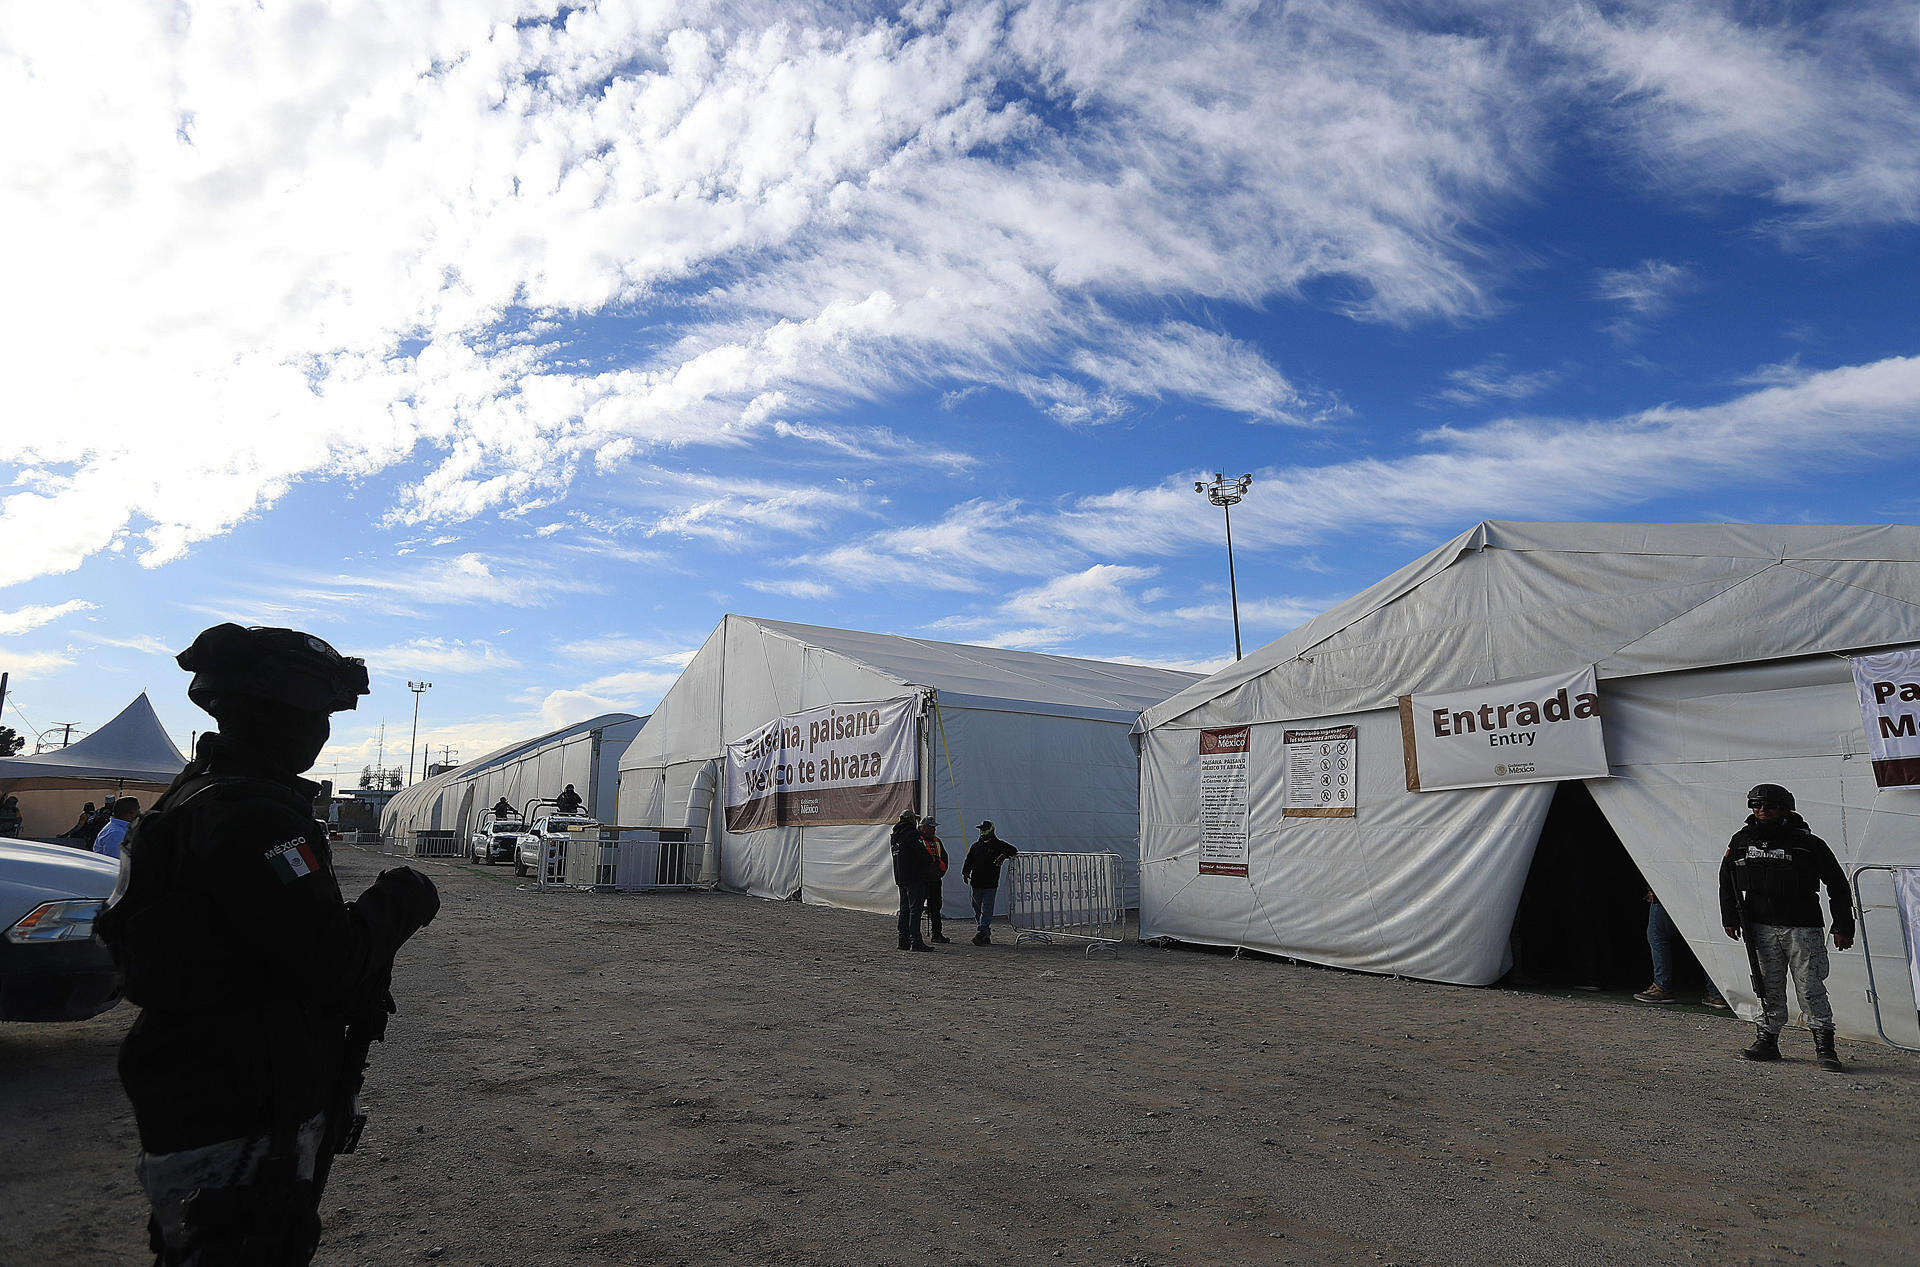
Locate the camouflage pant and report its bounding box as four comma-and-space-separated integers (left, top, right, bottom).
1752, 923, 1832, 1037
136, 1114, 324, 1265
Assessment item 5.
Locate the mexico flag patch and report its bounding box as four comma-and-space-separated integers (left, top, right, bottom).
266, 837, 319, 884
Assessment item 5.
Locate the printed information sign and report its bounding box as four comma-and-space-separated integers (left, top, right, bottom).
724, 697, 918, 833
1398, 666, 1609, 793
1851, 646, 1920, 788
1283, 725, 1357, 818
1198, 726, 1251, 876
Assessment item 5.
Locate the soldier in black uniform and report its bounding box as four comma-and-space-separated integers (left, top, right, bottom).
555, 783, 584, 816
100, 623, 442, 1264
1720, 783, 1853, 1071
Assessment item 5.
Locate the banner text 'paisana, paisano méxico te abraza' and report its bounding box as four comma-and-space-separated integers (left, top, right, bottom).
1397, 665, 1610, 793
1851, 646, 1920, 788
723, 696, 920, 833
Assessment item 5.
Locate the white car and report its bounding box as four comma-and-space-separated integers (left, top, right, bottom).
468, 815, 530, 866
1, 839, 122, 1021
513, 814, 599, 879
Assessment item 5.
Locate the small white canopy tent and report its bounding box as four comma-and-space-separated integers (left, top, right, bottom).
0, 694, 189, 837
1136, 522, 1920, 1043
616, 615, 1199, 918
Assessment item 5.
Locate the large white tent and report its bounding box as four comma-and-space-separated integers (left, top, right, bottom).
1136, 522, 1920, 1044
381, 712, 646, 842
616, 615, 1200, 918
0, 694, 188, 837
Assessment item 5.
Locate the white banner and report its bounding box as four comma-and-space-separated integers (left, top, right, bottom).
1851, 646, 1920, 788
724, 697, 918, 833
1284, 725, 1356, 818
1398, 666, 1609, 793
1198, 726, 1250, 876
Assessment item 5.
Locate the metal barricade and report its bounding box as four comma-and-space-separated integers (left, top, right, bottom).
604, 827, 703, 892
1003, 851, 1125, 955
1851, 865, 1920, 1052
412, 829, 462, 859
539, 836, 570, 888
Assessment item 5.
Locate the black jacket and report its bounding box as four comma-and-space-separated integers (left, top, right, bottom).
890, 820, 935, 886
109, 735, 421, 1153
1718, 812, 1853, 936
961, 834, 1018, 888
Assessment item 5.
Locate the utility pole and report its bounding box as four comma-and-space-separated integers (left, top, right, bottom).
1194, 472, 1254, 660
376, 721, 386, 781
406, 682, 432, 785
0, 671, 8, 723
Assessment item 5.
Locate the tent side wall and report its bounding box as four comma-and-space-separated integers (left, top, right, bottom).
1139, 706, 1553, 983
927, 703, 1146, 916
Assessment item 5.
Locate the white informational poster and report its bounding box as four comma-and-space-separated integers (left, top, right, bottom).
724, 697, 918, 833
1398, 665, 1609, 793
1897, 870, 1920, 1018
1283, 726, 1357, 818
1198, 726, 1250, 876
1851, 646, 1920, 788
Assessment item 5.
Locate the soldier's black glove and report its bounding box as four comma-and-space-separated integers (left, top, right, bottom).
372, 866, 441, 933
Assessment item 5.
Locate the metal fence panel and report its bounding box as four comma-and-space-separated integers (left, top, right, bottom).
1852, 865, 1920, 1052
1004, 851, 1125, 953
412, 830, 463, 859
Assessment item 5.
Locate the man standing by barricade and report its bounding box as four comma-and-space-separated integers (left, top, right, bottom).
961, 821, 1018, 946
1720, 783, 1853, 1071
99, 623, 441, 1262
891, 810, 932, 952
920, 818, 951, 944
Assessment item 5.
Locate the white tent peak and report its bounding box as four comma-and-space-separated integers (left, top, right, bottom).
0, 692, 188, 783
1141, 520, 1920, 732
734, 615, 1202, 719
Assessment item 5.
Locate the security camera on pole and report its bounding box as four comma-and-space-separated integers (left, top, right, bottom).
406, 681, 432, 785
1194, 472, 1254, 660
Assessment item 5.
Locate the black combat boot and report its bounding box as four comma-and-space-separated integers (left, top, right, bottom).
1741, 1028, 1780, 1062
1813, 1029, 1844, 1073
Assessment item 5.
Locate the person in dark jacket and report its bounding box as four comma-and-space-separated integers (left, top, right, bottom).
554, 784, 584, 816
920, 818, 951, 944
101, 623, 441, 1263
960, 821, 1019, 946
62, 801, 99, 839
890, 810, 933, 951
1719, 783, 1853, 1070
490, 796, 514, 820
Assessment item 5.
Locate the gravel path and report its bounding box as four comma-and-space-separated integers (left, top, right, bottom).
5, 845, 1917, 1265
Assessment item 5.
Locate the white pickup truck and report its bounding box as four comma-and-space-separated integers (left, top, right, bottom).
468, 814, 532, 866
512, 814, 599, 879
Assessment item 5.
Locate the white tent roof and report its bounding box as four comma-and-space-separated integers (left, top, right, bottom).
381, 711, 642, 826
745, 617, 1201, 722
1141, 520, 1920, 731
0, 693, 188, 784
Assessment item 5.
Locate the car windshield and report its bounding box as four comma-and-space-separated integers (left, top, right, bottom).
491, 820, 526, 831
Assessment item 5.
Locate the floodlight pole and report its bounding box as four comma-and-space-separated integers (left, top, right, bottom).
1194, 472, 1254, 660
406, 681, 432, 785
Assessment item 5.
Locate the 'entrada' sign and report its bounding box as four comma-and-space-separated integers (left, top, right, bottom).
1398, 666, 1610, 792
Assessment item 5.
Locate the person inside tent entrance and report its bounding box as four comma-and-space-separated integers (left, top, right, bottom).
1720, 783, 1854, 1072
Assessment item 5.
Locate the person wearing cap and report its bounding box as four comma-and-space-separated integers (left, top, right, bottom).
890, 809, 935, 951
91, 796, 140, 860
919, 818, 951, 944
99, 623, 442, 1262
555, 783, 584, 816
1720, 783, 1854, 1071
491, 796, 514, 821
960, 821, 1019, 946
61, 801, 99, 840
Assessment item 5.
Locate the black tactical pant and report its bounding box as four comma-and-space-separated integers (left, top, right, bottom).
896, 883, 928, 949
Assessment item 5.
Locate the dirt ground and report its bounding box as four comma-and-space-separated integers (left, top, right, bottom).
6, 846, 1918, 1267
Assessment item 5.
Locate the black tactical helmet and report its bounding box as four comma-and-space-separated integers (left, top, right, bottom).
1746, 783, 1794, 812
179, 623, 370, 715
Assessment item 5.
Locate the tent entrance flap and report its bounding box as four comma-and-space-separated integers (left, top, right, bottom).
1507, 781, 1696, 994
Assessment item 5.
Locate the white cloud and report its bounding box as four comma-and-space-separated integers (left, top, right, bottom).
743, 579, 834, 601
538, 668, 684, 729
1594, 259, 1698, 336
82, 632, 175, 656
0, 0, 1541, 585
0, 599, 95, 636
1551, 2, 1920, 230
365, 637, 521, 675
0, 646, 75, 676
553, 635, 702, 667
1435, 357, 1562, 406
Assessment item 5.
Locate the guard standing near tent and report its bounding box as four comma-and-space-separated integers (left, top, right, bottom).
891, 810, 933, 951
490, 796, 514, 820
555, 784, 583, 815
100, 623, 441, 1263
919, 818, 951, 944
961, 822, 1019, 946
1719, 783, 1854, 1071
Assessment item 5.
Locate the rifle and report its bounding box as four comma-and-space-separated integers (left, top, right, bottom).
1732, 885, 1766, 1002
311, 956, 397, 1203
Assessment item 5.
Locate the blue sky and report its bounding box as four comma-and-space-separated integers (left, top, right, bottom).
1, 0, 1915, 785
